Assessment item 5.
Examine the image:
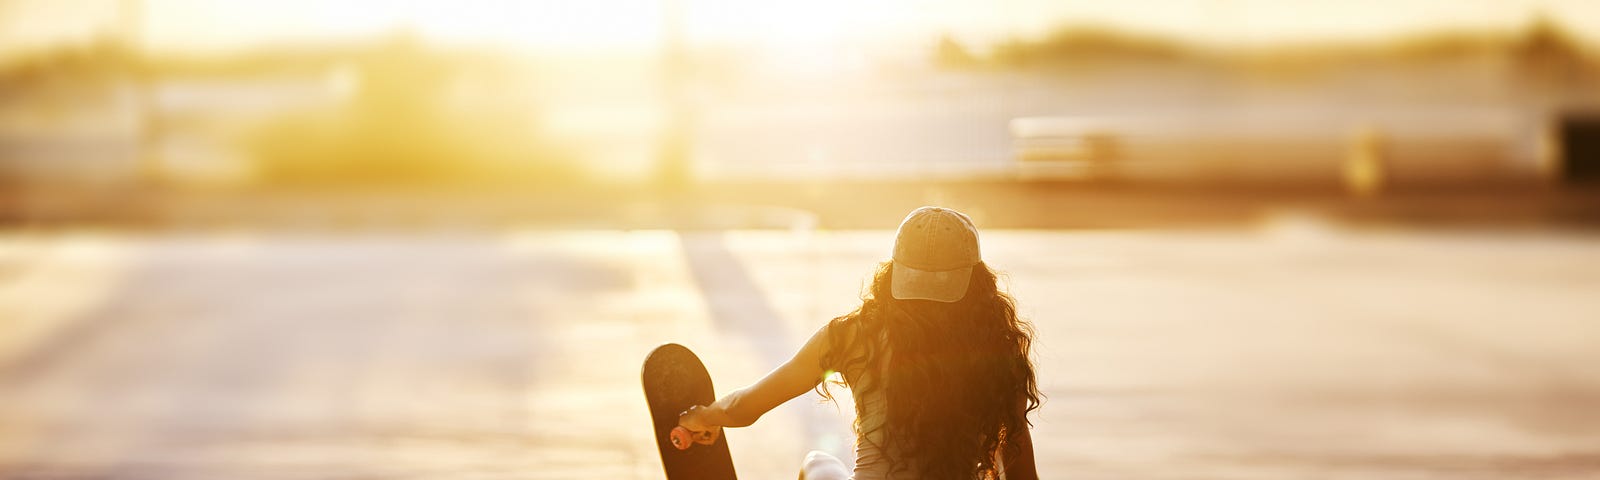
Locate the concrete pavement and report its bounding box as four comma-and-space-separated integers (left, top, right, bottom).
1, 226, 1598, 478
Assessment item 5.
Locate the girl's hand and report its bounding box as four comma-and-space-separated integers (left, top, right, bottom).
676, 405, 722, 446
678, 405, 719, 432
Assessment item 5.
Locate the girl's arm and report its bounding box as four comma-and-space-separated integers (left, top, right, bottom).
679, 324, 833, 431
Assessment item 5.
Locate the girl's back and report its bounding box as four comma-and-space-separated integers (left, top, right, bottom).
821, 257, 1038, 479
677, 207, 1040, 480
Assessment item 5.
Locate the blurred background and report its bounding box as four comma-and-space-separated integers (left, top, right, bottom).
1, 0, 1598, 478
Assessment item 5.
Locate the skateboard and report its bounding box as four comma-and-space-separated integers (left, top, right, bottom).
642, 343, 737, 480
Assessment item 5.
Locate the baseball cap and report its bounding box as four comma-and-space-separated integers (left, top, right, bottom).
890, 206, 981, 302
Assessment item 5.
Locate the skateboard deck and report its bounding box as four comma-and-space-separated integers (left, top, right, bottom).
642, 343, 737, 480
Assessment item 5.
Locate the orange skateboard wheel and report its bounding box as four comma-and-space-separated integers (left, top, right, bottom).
669, 426, 695, 450
669, 426, 719, 450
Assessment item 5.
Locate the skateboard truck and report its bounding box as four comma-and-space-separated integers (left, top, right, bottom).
669, 426, 718, 450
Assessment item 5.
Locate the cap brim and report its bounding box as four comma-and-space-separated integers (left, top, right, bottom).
891, 261, 973, 303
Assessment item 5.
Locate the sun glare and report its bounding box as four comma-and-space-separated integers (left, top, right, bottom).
4, 0, 1587, 59
135, 0, 892, 55
142, 0, 665, 53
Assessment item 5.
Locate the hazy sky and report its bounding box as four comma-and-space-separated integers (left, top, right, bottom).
1, 0, 1596, 59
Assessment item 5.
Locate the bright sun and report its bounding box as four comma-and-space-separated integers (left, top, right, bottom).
32, 0, 1589, 58
140, 0, 883, 54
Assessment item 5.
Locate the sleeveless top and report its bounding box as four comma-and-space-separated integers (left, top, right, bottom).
846, 347, 909, 480
829, 320, 917, 480
832, 322, 1002, 480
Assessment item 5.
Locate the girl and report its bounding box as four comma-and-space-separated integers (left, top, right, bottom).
678, 206, 1042, 479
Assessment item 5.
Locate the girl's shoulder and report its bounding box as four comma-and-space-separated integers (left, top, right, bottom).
822, 310, 890, 359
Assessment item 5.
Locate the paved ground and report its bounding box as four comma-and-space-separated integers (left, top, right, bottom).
1, 223, 1598, 479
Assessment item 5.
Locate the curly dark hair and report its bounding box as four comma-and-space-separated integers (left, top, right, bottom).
818, 260, 1041, 479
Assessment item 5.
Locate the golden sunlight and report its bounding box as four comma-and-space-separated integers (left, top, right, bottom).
5, 1, 1600, 479
115, 0, 1598, 55
5, 0, 1595, 61
142, 0, 665, 52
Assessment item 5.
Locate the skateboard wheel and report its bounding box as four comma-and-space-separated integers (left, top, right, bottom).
669, 426, 694, 450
